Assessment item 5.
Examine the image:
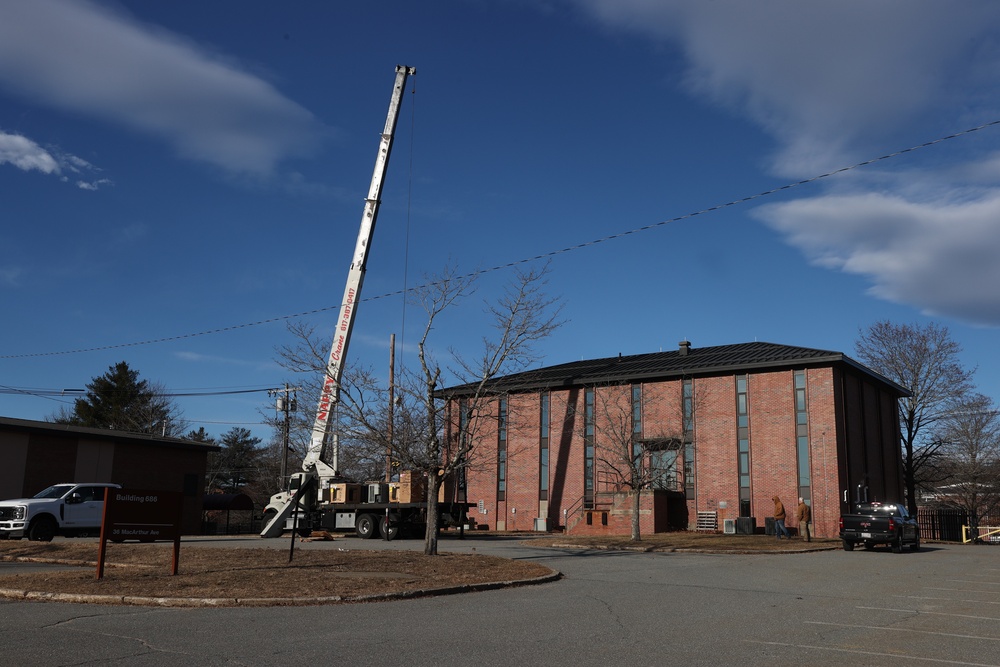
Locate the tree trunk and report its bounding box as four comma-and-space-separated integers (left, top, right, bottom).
631, 488, 641, 542
425, 472, 441, 555
905, 441, 918, 517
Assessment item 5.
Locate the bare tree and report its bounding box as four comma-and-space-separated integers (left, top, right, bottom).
271, 265, 561, 555
934, 393, 1000, 526
854, 321, 976, 515
588, 385, 650, 541
404, 263, 563, 555
583, 380, 696, 541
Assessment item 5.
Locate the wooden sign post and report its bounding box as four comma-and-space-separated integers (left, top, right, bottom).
97, 488, 183, 579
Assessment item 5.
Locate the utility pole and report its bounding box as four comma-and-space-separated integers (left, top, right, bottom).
386, 334, 395, 483
269, 384, 299, 490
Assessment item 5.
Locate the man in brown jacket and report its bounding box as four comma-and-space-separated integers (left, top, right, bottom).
796, 497, 812, 542
773, 496, 790, 539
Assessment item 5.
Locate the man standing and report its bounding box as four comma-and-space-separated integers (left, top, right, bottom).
772, 496, 790, 539
797, 497, 812, 542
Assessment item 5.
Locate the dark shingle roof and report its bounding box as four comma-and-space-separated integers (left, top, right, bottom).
442, 341, 909, 396
0, 416, 221, 451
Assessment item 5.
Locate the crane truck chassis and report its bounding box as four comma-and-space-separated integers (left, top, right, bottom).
263, 476, 472, 540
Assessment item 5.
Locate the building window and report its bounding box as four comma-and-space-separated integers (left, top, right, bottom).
632, 384, 643, 473
539, 392, 549, 501
458, 399, 469, 501
584, 387, 595, 507
683, 378, 695, 499
736, 374, 751, 517
497, 397, 507, 502
648, 440, 679, 491
794, 370, 811, 503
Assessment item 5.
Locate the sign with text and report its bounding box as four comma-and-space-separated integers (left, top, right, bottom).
97, 488, 183, 578
103, 489, 183, 541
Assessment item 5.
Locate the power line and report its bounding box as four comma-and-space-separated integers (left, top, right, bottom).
0, 385, 281, 398
4, 117, 1000, 361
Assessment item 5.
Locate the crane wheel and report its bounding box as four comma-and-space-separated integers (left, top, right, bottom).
380, 516, 399, 541
356, 514, 378, 539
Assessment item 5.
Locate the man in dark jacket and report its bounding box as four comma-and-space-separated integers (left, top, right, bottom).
773, 496, 790, 539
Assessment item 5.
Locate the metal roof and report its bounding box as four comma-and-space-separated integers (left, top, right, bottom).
0, 416, 221, 451
442, 341, 910, 396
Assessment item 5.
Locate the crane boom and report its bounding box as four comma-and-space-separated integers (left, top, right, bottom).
306, 64, 414, 474
261, 65, 414, 538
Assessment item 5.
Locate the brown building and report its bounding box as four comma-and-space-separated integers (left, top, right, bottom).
443, 341, 909, 539
0, 416, 218, 534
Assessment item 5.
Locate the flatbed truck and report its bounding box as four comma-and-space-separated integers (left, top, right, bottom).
264, 477, 472, 540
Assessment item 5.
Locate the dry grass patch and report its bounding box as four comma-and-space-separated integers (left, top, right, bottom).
0, 541, 555, 605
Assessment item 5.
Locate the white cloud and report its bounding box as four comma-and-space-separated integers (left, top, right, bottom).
570, 0, 1000, 176
0, 131, 113, 191
569, 0, 1000, 326
0, 0, 325, 176
76, 178, 113, 191
0, 131, 59, 174
0, 129, 111, 189
755, 189, 1000, 325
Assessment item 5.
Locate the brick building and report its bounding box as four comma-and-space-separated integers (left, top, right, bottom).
0, 416, 218, 534
442, 341, 908, 539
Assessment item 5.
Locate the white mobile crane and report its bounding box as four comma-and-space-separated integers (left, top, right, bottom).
260, 66, 415, 539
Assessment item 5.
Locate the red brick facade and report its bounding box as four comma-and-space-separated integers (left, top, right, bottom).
447, 345, 905, 539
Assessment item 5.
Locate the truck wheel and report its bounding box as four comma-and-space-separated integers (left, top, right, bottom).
909, 539, 921, 552
28, 516, 56, 542
842, 539, 855, 551
356, 514, 378, 539
892, 536, 903, 553
380, 516, 398, 541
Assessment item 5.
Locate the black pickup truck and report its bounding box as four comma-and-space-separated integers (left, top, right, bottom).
839, 502, 921, 553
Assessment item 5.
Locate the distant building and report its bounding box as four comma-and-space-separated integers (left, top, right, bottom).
0, 416, 219, 534
442, 341, 908, 539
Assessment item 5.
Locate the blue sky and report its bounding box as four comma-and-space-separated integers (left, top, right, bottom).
3, 1, 1000, 445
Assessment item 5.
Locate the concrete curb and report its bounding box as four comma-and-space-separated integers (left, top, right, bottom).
542, 541, 840, 555
0, 570, 562, 608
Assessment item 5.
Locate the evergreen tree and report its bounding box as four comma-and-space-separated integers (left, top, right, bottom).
55, 361, 183, 436
213, 427, 263, 493
186, 427, 216, 444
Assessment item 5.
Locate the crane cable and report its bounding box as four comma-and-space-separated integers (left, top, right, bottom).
398, 71, 417, 374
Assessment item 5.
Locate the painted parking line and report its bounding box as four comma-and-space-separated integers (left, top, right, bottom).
894, 594, 1000, 605
858, 605, 1000, 622
745, 640, 998, 666
806, 620, 1000, 642
925, 586, 1000, 595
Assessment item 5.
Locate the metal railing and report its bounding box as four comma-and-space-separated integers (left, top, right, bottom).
917, 507, 1000, 542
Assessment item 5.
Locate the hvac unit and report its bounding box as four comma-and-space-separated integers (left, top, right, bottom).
723, 519, 736, 534
367, 483, 389, 504
736, 516, 757, 535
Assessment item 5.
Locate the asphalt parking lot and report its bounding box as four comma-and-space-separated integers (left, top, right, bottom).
2, 536, 999, 666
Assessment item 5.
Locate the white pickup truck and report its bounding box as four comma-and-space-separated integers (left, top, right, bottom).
0, 482, 121, 541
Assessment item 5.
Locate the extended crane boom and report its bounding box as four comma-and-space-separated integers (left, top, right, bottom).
261, 65, 414, 538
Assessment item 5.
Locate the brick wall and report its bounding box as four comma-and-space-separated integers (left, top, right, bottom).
457, 362, 901, 540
